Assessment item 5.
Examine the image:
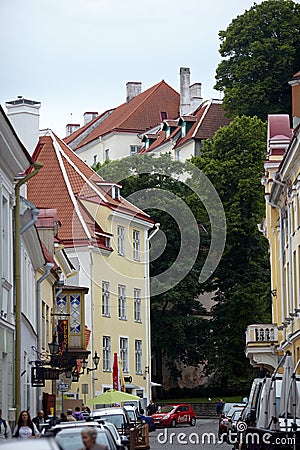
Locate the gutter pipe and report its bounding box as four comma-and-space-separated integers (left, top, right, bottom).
14, 161, 43, 417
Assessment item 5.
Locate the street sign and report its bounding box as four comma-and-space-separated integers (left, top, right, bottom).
58, 383, 69, 392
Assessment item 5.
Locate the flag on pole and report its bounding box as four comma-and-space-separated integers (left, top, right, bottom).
112, 352, 119, 390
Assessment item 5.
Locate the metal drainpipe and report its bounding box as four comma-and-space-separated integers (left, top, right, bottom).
145, 223, 160, 403
14, 161, 43, 417
36, 262, 54, 410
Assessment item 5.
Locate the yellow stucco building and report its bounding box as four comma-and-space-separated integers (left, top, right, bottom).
246, 71, 300, 372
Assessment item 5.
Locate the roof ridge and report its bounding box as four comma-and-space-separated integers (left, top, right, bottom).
49, 130, 92, 241
115, 80, 173, 129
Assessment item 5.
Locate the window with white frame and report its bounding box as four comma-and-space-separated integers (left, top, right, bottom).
118, 284, 126, 320
103, 336, 111, 371
130, 145, 141, 157
133, 230, 140, 260
102, 281, 110, 316
135, 340, 143, 374
134, 288, 142, 322
112, 185, 121, 200
117, 225, 125, 255
120, 337, 129, 373
105, 149, 110, 161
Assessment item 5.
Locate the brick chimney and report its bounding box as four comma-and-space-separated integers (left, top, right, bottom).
5, 96, 41, 154
126, 82, 142, 102
288, 71, 300, 129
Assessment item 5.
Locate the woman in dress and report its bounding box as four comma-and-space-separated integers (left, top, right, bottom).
13, 410, 39, 438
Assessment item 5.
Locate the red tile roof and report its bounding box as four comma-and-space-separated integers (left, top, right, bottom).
139, 100, 231, 153
27, 130, 153, 248
68, 80, 180, 150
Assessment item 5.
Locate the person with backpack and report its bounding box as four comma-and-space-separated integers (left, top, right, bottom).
0, 408, 11, 440
72, 406, 84, 421
13, 410, 39, 438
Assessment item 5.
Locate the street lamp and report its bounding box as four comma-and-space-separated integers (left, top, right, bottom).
48, 334, 60, 356
87, 352, 100, 374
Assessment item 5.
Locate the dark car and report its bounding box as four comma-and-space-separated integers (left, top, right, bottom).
152, 404, 196, 427
219, 406, 245, 440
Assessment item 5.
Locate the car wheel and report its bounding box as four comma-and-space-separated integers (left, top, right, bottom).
190, 417, 196, 426
171, 419, 176, 428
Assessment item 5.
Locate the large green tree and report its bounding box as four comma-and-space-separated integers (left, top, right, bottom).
97, 154, 211, 385
191, 115, 271, 390
215, 0, 300, 120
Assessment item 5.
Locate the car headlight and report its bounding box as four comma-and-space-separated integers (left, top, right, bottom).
164, 414, 170, 419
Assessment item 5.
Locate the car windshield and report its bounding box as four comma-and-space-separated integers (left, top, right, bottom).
160, 405, 175, 413
126, 410, 136, 420
94, 414, 125, 429
55, 429, 110, 450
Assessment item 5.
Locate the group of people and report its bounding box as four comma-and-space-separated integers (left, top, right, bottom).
0, 404, 92, 441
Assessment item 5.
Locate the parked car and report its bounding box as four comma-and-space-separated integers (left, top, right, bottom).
90, 407, 132, 433
55, 425, 124, 450
4, 438, 61, 450
227, 408, 244, 434
152, 404, 196, 427
219, 406, 245, 439
41, 420, 99, 437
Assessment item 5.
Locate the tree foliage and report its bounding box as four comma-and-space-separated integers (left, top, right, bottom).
191, 116, 271, 389
215, 0, 300, 120
97, 154, 211, 381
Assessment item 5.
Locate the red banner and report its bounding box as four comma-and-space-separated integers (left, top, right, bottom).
57, 319, 68, 355
112, 352, 119, 390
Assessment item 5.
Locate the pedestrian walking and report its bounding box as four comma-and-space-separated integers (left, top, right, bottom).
0, 408, 11, 440
216, 398, 224, 415
72, 406, 84, 421
32, 409, 45, 432
80, 427, 108, 450
66, 409, 76, 421
13, 410, 39, 438
146, 400, 158, 416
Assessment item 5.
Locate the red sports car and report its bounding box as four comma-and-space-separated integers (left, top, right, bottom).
152, 404, 196, 427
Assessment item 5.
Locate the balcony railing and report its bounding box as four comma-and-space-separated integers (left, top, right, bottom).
246, 324, 278, 345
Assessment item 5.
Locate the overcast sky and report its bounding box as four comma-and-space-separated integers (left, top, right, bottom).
0, 0, 264, 138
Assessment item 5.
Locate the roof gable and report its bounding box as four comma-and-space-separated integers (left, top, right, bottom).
74, 80, 180, 149
28, 130, 152, 248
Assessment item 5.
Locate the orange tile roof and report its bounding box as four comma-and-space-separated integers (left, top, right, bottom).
71, 80, 179, 150
27, 130, 153, 248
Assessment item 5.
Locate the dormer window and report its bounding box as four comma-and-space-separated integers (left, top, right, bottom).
178, 116, 197, 138
105, 237, 111, 248
160, 111, 168, 121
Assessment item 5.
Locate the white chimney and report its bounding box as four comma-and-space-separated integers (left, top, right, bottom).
83, 111, 98, 125
5, 96, 41, 154
126, 82, 142, 102
66, 124, 80, 136
179, 67, 191, 116
190, 83, 202, 112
